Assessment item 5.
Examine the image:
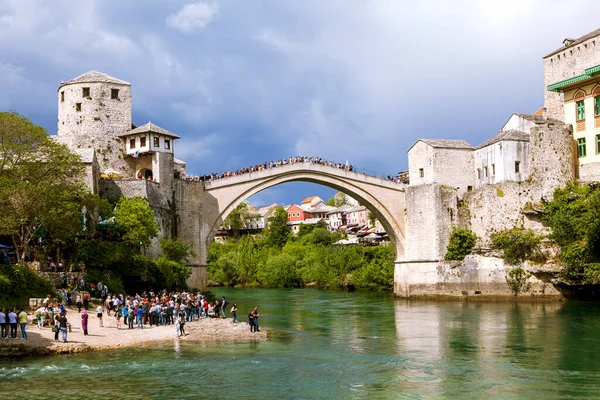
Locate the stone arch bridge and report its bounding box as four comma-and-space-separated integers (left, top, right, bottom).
176, 163, 406, 289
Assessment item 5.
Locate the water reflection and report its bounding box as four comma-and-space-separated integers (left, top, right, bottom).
4, 289, 600, 399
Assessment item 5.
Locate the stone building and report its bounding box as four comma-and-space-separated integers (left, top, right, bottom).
544, 29, 600, 180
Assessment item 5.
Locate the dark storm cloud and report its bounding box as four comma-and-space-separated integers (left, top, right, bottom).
1, 0, 600, 205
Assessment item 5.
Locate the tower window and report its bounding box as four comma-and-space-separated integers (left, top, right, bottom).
595, 96, 600, 116
140, 137, 146, 147
577, 100, 585, 121
154, 137, 160, 147
515, 161, 521, 173
578, 138, 586, 157
130, 138, 136, 149
82, 87, 90, 98
419, 168, 424, 178
60, 91, 64, 102
491, 164, 495, 175
111, 89, 119, 99
75, 103, 81, 112
477, 168, 481, 179
484, 166, 488, 177
164, 139, 171, 150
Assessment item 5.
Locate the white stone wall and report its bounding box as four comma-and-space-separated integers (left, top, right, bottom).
57, 81, 133, 175
543, 33, 600, 120
408, 142, 474, 196
404, 184, 456, 261
408, 141, 434, 185
474, 141, 530, 189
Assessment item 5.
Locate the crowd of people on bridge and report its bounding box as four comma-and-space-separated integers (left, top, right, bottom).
183, 155, 402, 182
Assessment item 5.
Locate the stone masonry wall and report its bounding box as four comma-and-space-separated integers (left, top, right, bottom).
57, 81, 134, 176
543, 33, 600, 120
461, 119, 575, 244
404, 184, 457, 261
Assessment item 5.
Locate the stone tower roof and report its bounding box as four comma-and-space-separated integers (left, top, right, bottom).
476, 130, 530, 149
118, 122, 181, 139
544, 28, 600, 58
59, 71, 131, 89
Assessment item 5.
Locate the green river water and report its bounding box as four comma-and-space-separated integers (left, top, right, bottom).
2, 288, 600, 399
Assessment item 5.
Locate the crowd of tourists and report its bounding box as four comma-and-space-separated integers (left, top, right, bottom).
184, 156, 363, 182
5, 283, 262, 343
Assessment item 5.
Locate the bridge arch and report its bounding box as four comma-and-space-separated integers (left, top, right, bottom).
200, 163, 406, 265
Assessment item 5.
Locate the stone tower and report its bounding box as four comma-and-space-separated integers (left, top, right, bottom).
56, 71, 134, 175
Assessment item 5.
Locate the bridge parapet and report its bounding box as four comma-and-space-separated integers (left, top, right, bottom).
202, 162, 405, 192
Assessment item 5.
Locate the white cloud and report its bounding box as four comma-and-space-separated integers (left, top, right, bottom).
166, 2, 218, 33
175, 132, 223, 161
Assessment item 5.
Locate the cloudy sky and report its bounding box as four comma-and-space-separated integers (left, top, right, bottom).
1, 0, 599, 206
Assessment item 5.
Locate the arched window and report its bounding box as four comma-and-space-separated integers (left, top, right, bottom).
593, 86, 600, 117
574, 90, 586, 121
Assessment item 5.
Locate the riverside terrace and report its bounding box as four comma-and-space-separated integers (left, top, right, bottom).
181, 156, 403, 183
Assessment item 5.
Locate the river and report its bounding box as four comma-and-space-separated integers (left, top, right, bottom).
2, 288, 600, 399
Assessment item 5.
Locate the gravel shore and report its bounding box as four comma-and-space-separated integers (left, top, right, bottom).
0, 308, 266, 358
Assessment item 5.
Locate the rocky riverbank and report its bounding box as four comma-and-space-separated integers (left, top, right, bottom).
0, 309, 266, 358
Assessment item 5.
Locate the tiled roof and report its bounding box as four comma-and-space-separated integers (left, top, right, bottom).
476, 130, 530, 149
544, 28, 600, 58
418, 139, 474, 150
60, 71, 130, 88
301, 196, 317, 204
73, 148, 95, 163
118, 122, 180, 139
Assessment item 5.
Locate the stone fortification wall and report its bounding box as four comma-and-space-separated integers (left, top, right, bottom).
543, 33, 600, 120
463, 119, 575, 243
56, 81, 134, 175
174, 179, 206, 289
395, 256, 561, 299
404, 185, 456, 261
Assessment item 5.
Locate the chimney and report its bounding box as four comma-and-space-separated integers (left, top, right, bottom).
542, 108, 547, 120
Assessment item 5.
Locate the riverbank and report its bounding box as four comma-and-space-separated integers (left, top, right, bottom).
0, 309, 266, 358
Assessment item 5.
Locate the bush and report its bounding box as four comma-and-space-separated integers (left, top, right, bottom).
444, 227, 477, 261
0, 264, 53, 308
490, 227, 545, 266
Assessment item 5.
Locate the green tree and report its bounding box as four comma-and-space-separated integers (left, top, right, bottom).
160, 237, 193, 263
444, 227, 477, 261
0, 112, 88, 263
113, 196, 159, 247
266, 206, 290, 248
490, 227, 544, 266
221, 202, 259, 237
543, 182, 600, 282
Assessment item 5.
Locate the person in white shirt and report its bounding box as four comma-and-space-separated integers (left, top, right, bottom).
0, 308, 6, 339
8, 309, 18, 339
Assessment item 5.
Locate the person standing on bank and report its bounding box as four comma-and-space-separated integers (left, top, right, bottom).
252, 306, 260, 332
248, 312, 255, 332
230, 303, 238, 324
76, 292, 82, 313
221, 296, 227, 318
0, 308, 6, 339
18, 308, 28, 339
8, 308, 18, 339
96, 305, 103, 328
58, 313, 68, 343
81, 310, 89, 335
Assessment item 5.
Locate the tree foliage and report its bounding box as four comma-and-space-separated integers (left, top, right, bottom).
0, 112, 88, 263
221, 202, 259, 237
543, 182, 600, 282
490, 227, 544, 266
113, 196, 159, 247
265, 206, 290, 248
207, 230, 394, 291
444, 227, 477, 261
